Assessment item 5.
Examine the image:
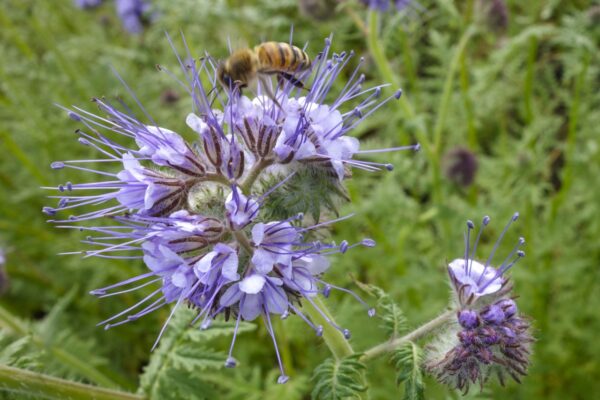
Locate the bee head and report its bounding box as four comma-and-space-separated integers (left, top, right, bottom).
216, 62, 235, 89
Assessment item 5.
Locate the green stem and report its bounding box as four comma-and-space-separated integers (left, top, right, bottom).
303, 297, 353, 360
0, 304, 120, 389
0, 364, 143, 400
240, 158, 271, 194
361, 310, 454, 361
431, 26, 476, 155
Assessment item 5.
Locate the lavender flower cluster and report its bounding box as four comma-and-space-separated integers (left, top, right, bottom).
426, 214, 533, 393
74, 0, 150, 34
45, 35, 418, 383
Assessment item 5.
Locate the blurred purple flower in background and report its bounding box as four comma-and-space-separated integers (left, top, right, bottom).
360, 0, 412, 12
74, 0, 151, 34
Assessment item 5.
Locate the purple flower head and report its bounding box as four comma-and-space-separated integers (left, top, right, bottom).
115, 0, 150, 34
46, 33, 402, 382
448, 213, 525, 306
427, 298, 533, 393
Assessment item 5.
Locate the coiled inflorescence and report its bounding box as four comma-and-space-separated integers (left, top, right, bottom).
426, 213, 533, 393
45, 33, 418, 383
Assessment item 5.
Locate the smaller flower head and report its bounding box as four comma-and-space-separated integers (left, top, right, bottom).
426, 299, 533, 393
448, 213, 525, 306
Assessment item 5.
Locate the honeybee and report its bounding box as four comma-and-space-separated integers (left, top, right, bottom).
217, 42, 311, 94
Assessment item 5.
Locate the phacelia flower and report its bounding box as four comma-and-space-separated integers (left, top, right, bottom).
426, 212, 533, 393
448, 213, 525, 306
426, 300, 533, 393
45, 33, 413, 382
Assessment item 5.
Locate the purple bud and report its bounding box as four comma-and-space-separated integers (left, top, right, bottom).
277, 375, 289, 384
322, 284, 331, 298
51, 162, 65, 170
458, 309, 479, 329
495, 299, 518, 318
394, 89, 403, 99
316, 325, 324, 337
343, 329, 351, 339
339, 240, 349, 253
368, 308, 376, 317
480, 305, 505, 325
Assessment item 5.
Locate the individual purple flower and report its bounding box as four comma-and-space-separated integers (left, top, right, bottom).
250, 219, 299, 274
44, 97, 210, 222
225, 186, 260, 230
448, 213, 525, 306
426, 299, 533, 393
115, 0, 150, 34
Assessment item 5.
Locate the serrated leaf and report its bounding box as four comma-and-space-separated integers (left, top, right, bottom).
391, 342, 424, 400
140, 307, 256, 400
262, 167, 347, 222
354, 282, 408, 337
311, 354, 367, 400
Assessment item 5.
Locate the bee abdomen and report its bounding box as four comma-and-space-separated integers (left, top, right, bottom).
255, 42, 311, 74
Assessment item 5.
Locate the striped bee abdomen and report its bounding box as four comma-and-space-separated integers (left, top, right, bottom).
255, 42, 311, 74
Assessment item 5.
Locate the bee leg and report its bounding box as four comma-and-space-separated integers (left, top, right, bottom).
277, 72, 309, 91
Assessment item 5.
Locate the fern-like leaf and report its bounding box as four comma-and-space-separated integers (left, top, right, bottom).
311, 354, 367, 400
391, 342, 424, 400
354, 282, 408, 338
140, 307, 255, 400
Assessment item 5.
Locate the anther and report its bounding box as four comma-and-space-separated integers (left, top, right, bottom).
224, 357, 237, 368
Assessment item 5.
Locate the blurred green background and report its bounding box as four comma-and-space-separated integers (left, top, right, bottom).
0, 0, 598, 399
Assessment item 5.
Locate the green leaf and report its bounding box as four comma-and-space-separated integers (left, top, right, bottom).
262, 166, 348, 222
311, 354, 367, 400
140, 307, 255, 400
391, 342, 424, 400
354, 282, 408, 338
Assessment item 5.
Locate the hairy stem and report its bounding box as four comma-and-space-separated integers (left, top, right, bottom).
240, 158, 271, 193
361, 310, 454, 361
0, 364, 143, 400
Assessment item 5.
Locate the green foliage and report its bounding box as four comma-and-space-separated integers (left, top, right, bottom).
261, 166, 347, 222
139, 308, 255, 400
355, 282, 408, 338
392, 342, 424, 400
312, 354, 367, 400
